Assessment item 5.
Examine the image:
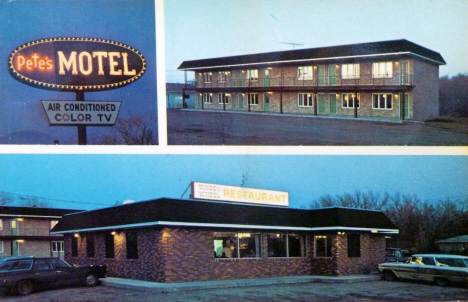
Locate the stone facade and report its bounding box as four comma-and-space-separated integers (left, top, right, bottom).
64, 226, 387, 283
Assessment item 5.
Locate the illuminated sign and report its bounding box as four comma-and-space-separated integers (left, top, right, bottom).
9, 38, 146, 91
41, 100, 121, 126
191, 182, 289, 207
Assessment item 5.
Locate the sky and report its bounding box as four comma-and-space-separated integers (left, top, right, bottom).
0, 0, 157, 144
165, 0, 468, 83
0, 153, 466, 210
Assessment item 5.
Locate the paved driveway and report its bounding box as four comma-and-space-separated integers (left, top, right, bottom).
1, 280, 467, 302
167, 109, 468, 146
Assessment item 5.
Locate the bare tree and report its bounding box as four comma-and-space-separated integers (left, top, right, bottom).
113, 115, 157, 145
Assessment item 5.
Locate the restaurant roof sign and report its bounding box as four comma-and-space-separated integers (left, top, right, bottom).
9, 38, 146, 92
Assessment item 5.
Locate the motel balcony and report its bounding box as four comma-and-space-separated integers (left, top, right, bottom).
0, 228, 62, 239
195, 73, 413, 90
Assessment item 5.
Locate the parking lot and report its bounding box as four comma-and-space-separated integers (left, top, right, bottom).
1, 279, 467, 302
167, 109, 468, 146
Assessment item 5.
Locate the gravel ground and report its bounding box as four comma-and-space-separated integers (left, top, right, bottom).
167, 109, 468, 146
1, 280, 467, 302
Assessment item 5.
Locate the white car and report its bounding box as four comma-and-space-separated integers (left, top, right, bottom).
379, 254, 468, 286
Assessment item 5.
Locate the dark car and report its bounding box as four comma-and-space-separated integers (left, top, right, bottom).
379, 254, 468, 286
385, 248, 408, 262
0, 256, 107, 295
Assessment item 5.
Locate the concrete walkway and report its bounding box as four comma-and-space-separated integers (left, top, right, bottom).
101, 274, 381, 293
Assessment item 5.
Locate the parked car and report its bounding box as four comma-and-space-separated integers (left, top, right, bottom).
0, 256, 107, 295
385, 248, 408, 262
379, 254, 468, 286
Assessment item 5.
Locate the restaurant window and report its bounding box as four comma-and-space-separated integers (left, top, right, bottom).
86, 234, 95, 258
372, 93, 393, 109
203, 72, 212, 83
126, 231, 138, 259
314, 235, 332, 257
71, 236, 78, 257
214, 232, 262, 259
298, 93, 313, 107
248, 93, 259, 105
246, 69, 258, 81
347, 234, 361, 258
372, 62, 393, 78
203, 93, 213, 104
297, 66, 313, 80
267, 233, 306, 258
105, 233, 115, 259
341, 63, 360, 79
342, 93, 360, 108
52, 241, 64, 252
218, 71, 228, 82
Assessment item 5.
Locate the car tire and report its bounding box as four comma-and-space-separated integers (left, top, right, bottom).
85, 273, 98, 287
16, 280, 34, 295
435, 277, 449, 286
383, 270, 397, 281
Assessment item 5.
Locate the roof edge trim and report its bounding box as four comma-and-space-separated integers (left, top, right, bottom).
0, 214, 64, 219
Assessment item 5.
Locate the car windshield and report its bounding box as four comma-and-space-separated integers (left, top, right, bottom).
48, 258, 72, 268
0, 260, 33, 271
435, 257, 468, 268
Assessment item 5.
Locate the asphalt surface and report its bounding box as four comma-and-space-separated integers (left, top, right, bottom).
167, 109, 468, 146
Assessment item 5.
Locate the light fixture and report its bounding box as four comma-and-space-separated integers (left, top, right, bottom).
74, 233, 80, 238
111, 231, 117, 236
371, 230, 378, 233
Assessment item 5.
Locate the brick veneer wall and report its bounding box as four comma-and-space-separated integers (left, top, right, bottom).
64, 227, 387, 282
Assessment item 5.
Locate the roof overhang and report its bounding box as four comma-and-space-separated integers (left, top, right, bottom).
178, 51, 445, 71
51, 220, 399, 235
0, 214, 64, 219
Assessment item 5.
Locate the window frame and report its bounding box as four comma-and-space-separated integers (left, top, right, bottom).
341, 63, 360, 79
203, 93, 213, 104
105, 233, 115, 259
218, 93, 230, 104
267, 233, 306, 258
372, 93, 393, 110
298, 93, 314, 107
71, 236, 78, 257
314, 235, 332, 258
0, 219, 3, 230
347, 233, 361, 258
86, 233, 95, 258
246, 69, 258, 81
372, 62, 393, 78
203, 72, 212, 83
0, 241, 3, 253
218, 71, 228, 82
126, 231, 138, 259
214, 232, 262, 259
52, 241, 64, 252
248, 93, 259, 105
342, 93, 360, 108
297, 66, 313, 80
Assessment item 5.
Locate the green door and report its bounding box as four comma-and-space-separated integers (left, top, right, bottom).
263, 69, 270, 87
404, 94, 410, 119
231, 71, 237, 87
232, 94, 238, 110
328, 65, 337, 86
329, 94, 337, 115
239, 94, 244, 110
11, 241, 19, 256
264, 94, 270, 111
318, 94, 326, 114
318, 66, 325, 86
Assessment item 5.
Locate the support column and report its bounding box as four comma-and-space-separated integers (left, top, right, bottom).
76, 91, 87, 145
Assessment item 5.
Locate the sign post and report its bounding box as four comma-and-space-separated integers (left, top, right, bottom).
9, 37, 146, 145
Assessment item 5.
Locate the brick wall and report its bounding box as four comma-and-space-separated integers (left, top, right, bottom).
412, 60, 440, 120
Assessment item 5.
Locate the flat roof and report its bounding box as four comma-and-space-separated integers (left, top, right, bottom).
51, 198, 398, 234
178, 39, 446, 71
0, 206, 82, 219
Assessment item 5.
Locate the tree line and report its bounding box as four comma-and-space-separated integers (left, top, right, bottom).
439, 73, 468, 117
309, 191, 468, 254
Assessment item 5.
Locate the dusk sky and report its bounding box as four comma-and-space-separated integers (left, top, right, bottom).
0, 0, 157, 144
165, 0, 468, 83
0, 154, 466, 210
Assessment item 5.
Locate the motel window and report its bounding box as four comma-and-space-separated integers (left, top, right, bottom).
298, 93, 313, 107
297, 66, 313, 80
267, 233, 306, 258
52, 241, 64, 252
246, 69, 258, 81
203, 93, 213, 104
126, 231, 138, 259
342, 93, 360, 108
0, 219, 2, 230
203, 72, 212, 83
218, 93, 230, 104
347, 234, 361, 258
314, 235, 332, 257
372, 62, 393, 78
248, 93, 259, 105
86, 233, 95, 258
341, 63, 360, 79
218, 71, 228, 82
105, 233, 115, 259
0, 241, 3, 253
50, 220, 59, 230
373, 93, 393, 109
214, 232, 262, 259
71, 236, 78, 257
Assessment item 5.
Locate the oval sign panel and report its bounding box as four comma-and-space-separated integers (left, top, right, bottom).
9, 38, 146, 92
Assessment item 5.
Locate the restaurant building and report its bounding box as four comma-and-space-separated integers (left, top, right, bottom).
51, 184, 398, 283
178, 39, 445, 121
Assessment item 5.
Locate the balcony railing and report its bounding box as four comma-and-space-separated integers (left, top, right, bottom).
3, 228, 58, 237
195, 74, 413, 89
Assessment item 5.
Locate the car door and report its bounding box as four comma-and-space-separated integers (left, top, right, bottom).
48, 258, 82, 285
417, 257, 437, 282
32, 259, 57, 287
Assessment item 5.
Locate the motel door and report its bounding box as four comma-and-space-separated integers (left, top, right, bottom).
400, 61, 410, 85
318, 66, 325, 86
263, 69, 270, 87
404, 94, 410, 119
318, 94, 326, 114
328, 65, 337, 86
329, 94, 337, 115
11, 220, 19, 236
11, 241, 19, 256
239, 94, 244, 110
264, 94, 270, 111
